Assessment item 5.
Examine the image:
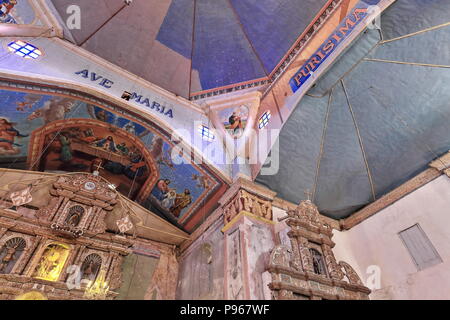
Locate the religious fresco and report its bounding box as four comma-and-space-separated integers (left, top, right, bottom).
0, 0, 36, 25
0, 85, 224, 228
35, 123, 152, 200
219, 105, 249, 139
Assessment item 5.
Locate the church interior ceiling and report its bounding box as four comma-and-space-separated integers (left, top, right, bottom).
48, 0, 330, 98
257, 0, 450, 219
2, 0, 449, 224
0, 82, 226, 232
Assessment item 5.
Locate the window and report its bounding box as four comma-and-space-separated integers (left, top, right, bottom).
8, 40, 42, 59
198, 125, 215, 142
399, 224, 442, 271
258, 111, 271, 129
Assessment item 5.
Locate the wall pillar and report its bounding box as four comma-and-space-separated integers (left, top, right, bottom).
220, 176, 276, 300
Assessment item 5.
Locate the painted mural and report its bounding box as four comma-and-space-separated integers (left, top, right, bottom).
0, 84, 223, 227
219, 105, 249, 139
0, 0, 36, 25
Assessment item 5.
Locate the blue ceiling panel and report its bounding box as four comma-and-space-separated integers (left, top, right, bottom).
191, 0, 267, 90
229, 0, 329, 73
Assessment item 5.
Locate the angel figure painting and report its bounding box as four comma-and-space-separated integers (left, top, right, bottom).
220, 105, 249, 139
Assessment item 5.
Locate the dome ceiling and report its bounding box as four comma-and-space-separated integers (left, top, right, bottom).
50, 0, 331, 98
256, 0, 450, 219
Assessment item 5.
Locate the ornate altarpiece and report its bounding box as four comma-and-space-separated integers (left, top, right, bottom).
268, 200, 371, 300
0, 174, 132, 300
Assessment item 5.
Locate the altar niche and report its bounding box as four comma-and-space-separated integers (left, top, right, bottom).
0, 237, 27, 274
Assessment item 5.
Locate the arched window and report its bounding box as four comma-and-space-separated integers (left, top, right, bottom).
81, 253, 102, 282
65, 205, 85, 227
310, 248, 327, 276
0, 237, 26, 274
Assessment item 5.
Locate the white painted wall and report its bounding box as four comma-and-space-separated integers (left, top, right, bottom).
333, 175, 450, 300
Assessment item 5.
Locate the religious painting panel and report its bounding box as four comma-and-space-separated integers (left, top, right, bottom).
218, 105, 249, 139
32, 242, 71, 282
0, 83, 225, 230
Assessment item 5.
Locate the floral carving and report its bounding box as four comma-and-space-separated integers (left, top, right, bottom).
223, 190, 272, 224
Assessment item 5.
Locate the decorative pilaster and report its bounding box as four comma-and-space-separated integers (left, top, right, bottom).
221, 176, 276, 300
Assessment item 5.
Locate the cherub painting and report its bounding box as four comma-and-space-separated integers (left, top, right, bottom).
221, 105, 249, 139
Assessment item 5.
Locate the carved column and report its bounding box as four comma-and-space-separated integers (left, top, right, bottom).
321, 244, 344, 281
221, 176, 276, 300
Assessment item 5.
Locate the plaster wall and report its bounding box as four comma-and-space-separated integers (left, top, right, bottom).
176, 219, 225, 300
333, 175, 450, 300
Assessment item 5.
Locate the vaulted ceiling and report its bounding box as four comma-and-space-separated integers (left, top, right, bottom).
50, 0, 330, 98
256, 0, 450, 219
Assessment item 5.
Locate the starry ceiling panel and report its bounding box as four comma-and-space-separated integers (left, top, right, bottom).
229, 0, 329, 73
50, 0, 334, 97
156, 0, 195, 59
191, 0, 267, 91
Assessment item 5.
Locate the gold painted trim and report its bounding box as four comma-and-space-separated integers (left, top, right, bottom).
221, 211, 275, 233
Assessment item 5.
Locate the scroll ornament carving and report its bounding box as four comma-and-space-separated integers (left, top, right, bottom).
270, 246, 291, 267
108, 256, 124, 290
339, 261, 364, 286
297, 237, 313, 272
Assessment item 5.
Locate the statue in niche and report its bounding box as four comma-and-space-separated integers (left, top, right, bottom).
0, 237, 26, 274
81, 254, 102, 282
65, 205, 85, 227
310, 249, 327, 276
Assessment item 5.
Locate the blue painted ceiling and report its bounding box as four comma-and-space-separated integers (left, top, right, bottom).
256, 0, 450, 219
50, 0, 329, 98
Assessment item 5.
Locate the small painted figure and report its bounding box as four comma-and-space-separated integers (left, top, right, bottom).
93, 136, 117, 152
228, 112, 243, 134
59, 134, 73, 162
170, 189, 192, 218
